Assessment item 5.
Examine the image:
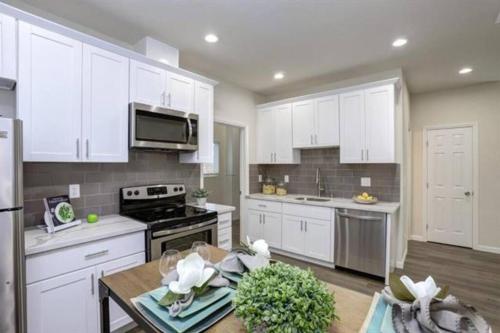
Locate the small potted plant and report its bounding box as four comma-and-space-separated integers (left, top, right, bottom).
234, 262, 337, 332
192, 188, 209, 206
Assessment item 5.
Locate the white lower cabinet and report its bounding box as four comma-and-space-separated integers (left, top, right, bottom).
26, 233, 145, 333
95, 253, 145, 332
282, 215, 304, 255
247, 209, 282, 249
282, 216, 331, 261
27, 267, 98, 333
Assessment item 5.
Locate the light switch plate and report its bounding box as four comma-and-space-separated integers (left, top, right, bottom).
284, 175, 289, 183
361, 177, 371, 187
258, 174, 262, 182
69, 184, 80, 199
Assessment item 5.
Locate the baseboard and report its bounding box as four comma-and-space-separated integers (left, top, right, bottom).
395, 246, 407, 269
409, 234, 426, 242
474, 244, 500, 254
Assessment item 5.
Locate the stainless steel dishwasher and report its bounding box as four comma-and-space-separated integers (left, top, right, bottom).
334, 208, 386, 278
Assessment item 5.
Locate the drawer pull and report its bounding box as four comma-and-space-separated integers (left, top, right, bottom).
91, 273, 95, 295
258, 204, 267, 208
84, 249, 109, 260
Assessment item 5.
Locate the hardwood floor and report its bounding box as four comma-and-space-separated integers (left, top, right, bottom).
274, 240, 500, 331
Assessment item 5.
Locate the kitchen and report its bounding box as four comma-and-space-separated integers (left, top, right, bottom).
1, 1, 499, 333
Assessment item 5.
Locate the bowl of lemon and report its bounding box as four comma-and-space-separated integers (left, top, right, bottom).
353, 192, 378, 204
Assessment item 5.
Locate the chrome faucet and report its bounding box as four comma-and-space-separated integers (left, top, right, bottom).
316, 168, 325, 197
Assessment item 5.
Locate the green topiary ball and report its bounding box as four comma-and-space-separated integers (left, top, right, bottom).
234, 262, 337, 333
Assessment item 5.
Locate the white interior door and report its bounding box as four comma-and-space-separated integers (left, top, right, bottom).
427, 126, 473, 247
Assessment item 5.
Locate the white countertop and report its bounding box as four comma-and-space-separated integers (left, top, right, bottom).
189, 202, 236, 215
246, 193, 400, 214
25, 214, 147, 256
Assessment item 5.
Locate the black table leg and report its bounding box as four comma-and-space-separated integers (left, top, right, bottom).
99, 281, 111, 333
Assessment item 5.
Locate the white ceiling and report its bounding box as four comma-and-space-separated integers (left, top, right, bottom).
6, 0, 500, 96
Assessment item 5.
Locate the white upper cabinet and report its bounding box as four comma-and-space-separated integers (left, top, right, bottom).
166, 71, 194, 113
364, 85, 395, 162
179, 81, 214, 164
339, 84, 395, 163
292, 95, 339, 149
0, 13, 16, 80
82, 44, 129, 162
256, 104, 300, 164
19, 22, 83, 162
129, 60, 166, 106
291, 100, 315, 147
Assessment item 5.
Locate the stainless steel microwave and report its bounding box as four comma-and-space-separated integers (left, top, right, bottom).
129, 102, 198, 151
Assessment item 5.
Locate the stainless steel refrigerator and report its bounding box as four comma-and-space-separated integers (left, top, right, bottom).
0, 117, 26, 333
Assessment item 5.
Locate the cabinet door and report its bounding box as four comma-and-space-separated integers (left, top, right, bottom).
82, 44, 129, 162
166, 72, 194, 112
247, 210, 263, 241
129, 59, 166, 105
303, 218, 331, 262
262, 212, 282, 249
256, 108, 274, 163
364, 85, 395, 163
0, 14, 16, 80
281, 215, 304, 255
179, 81, 214, 163
95, 253, 145, 332
274, 104, 295, 163
292, 100, 315, 148
18, 22, 83, 162
339, 90, 365, 163
27, 267, 97, 333
315, 95, 339, 147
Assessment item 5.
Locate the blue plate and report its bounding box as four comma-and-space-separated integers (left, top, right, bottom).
221, 271, 242, 284
148, 286, 231, 318
134, 288, 235, 333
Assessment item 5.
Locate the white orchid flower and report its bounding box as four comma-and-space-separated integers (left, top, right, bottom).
400, 275, 441, 300
169, 253, 215, 294
246, 236, 271, 258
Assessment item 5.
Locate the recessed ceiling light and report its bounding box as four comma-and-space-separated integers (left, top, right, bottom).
204, 34, 218, 43
392, 38, 408, 47
459, 67, 473, 75
273, 72, 285, 80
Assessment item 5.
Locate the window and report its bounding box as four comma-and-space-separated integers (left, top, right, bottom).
203, 142, 219, 176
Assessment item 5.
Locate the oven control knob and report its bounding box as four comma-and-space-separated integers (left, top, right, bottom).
126, 191, 132, 196
134, 190, 139, 196
179, 186, 184, 192
173, 187, 178, 192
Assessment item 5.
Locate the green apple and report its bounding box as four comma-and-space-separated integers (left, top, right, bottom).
87, 213, 99, 223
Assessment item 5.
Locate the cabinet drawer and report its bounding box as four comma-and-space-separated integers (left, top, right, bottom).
26, 231, 145, 284
218, 212, 232, 230
282, 203, 332, 220
247, 199, 282, 213
218, 228, 232, 251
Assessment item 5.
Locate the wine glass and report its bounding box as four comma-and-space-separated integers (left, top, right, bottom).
159, 249, 182, 285
191, 241, 211, 262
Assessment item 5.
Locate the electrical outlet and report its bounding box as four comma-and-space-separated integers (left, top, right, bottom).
360, 177, 371, 187
258, 174, 263, 182
69, 184, 80, 199
284, 175, 289, 183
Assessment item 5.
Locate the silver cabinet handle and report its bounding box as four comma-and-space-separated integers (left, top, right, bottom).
84, 249, 109, 260
91, 273, 95, 295
101, 270, 104, 278
361, 149, 364, 161
168, 92, 172, 107
315, 134, 318, 144
270, 153, 273, 163
366, 149, 369, 161
259, 214, 262, 224
76, 139, 80, 159
263, 214, 266, 224
86, 139, 89, 159
337, 211, 383, 221
161, 91, 166, 105
310, 135, 313, 144
300, 220, 303, 231
274, 152, 277, 162
305, 221, 308, 232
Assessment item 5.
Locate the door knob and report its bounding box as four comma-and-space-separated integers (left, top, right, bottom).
464, 191, 472, 197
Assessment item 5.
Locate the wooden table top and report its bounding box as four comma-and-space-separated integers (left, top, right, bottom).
101, 246, 373, 333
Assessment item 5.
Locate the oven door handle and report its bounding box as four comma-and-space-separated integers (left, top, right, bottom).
152, 218, 217, 238
186, 118, 193, 145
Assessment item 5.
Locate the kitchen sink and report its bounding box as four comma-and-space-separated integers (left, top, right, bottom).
294, 197, 331, 202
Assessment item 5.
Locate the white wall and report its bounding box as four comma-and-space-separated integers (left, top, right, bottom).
410, 82, 500, 252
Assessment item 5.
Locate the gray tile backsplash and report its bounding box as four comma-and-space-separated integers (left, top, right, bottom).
23, 151, 200, 227
250, 148, 400, 202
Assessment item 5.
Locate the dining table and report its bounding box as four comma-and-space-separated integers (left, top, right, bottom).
99, 245, 373, 333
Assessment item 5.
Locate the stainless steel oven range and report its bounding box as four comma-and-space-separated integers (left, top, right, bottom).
119, 184, 217, 261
